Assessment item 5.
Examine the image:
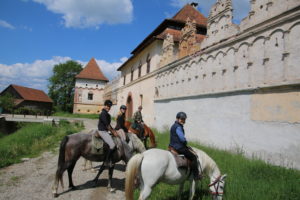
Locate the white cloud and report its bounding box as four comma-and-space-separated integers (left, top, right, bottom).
0, 56, 126, 93
0, 56, 71, 92
170, 0, 250, 24
0, 20, 15, 29
32, 0, 133, 28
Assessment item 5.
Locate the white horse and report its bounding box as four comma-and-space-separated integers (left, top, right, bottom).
125, 148, 227, 200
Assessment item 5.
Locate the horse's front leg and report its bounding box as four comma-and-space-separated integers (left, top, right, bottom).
93, 162, 105, 186
189, 179, 196, 200
177, 182, 184, 200
107, 165, 116, 192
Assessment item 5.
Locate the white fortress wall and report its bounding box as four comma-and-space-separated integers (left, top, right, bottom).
154, 1, 300, 169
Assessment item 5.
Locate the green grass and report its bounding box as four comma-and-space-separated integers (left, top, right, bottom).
0, 122, 83, 168
133, 129, 300, 200
53, 111, 99, 119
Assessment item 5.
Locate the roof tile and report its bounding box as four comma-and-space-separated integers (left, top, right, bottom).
11, 84, 53, 103
76, 58, 109, 81
172, 4, 207, 27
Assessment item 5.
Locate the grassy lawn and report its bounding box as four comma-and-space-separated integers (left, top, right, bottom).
0, 121, 84, 168
53, 111, 99, 119
133, 129, 300, 200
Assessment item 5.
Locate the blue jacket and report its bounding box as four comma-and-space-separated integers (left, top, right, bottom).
169, 121, 187, 150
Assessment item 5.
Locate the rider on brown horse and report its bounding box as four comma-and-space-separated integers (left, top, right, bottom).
169, 112, 201, 180
132, 106, 145, 140
97, 100, 117, 166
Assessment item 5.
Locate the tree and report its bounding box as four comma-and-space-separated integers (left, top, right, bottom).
0, 93, 14, 113
48, 60, 82, 112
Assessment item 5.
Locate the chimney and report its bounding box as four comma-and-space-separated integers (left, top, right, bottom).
190, 2, 198, 8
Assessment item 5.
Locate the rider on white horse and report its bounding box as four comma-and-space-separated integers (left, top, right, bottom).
169, 112, 201, 180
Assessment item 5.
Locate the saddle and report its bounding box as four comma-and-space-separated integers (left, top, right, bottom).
91, 133, 104, 154
92, 131, 121, 156
168, 146, 192, 169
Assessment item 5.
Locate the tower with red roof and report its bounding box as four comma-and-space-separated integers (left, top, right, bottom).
73, 58, 109, 114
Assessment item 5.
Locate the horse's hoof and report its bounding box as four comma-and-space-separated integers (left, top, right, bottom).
69, 186, 77, 190
53, 193, 59, 198
109, 188, 116, 193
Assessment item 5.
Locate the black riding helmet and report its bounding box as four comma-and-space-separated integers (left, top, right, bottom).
176, 112, 187, 120
104, 100, 113, 107
120, 105, 127, 110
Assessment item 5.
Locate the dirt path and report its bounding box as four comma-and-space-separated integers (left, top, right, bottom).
0, 119, 126, 200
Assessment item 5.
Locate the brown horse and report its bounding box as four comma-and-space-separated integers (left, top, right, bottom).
52, 129, 145, 197
124, 121, 156, 148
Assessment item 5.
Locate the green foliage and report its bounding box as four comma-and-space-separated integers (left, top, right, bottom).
48, 60, 82, 112
53, 111, 99, 119
0, 122, 83, 168
133, 130, 300, 200
0, 93, 14, 113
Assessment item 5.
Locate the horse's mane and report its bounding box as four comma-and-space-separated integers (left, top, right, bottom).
192, 148, 220, 176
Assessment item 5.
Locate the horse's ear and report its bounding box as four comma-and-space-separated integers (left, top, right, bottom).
221, 174, 227, 180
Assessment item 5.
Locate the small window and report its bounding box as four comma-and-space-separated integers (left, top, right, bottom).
131, 69, 134, 81
123, 75, 126, 85
86, 84, 88, 86
138, 62, 142, 78
146, 54, 151, 73
88, 93, 93, 100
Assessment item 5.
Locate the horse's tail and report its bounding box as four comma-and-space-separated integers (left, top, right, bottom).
125, 153, 144, 200
56, 135, 68, 189
147, 127, 156, 148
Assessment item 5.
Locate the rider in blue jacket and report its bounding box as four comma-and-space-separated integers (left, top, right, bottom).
169, 112, 201, 180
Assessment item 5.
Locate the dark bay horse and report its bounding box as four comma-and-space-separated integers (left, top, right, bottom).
52, 130, 145, 197
124, 121, 156, 148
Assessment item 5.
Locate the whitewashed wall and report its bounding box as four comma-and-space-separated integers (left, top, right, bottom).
154, 1, 300, 169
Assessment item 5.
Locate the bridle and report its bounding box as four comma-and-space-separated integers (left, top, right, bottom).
208, 175, 224, 196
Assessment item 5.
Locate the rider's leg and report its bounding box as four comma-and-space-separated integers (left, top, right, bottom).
177, 147, 200, 180
98, 130, 116, 166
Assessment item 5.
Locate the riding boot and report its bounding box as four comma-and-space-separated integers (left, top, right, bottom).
192, 161, 201, 180
105, 148, 115, 167
125, 132, 130, 143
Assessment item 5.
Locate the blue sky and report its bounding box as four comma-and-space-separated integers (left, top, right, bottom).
0, 0, 250, 93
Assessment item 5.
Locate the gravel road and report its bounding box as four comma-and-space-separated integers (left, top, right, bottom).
0, 119, 127, 200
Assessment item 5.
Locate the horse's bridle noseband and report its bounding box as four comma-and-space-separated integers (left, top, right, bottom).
208, 175, 224, 196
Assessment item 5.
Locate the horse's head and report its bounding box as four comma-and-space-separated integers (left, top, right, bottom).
128, 133, 146, 153
209, 174, 227, 200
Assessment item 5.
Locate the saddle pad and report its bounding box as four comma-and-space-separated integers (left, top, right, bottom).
91, 134, 104, 154
172, 153, 190, 168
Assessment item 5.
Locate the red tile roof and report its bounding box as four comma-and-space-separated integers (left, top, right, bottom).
11, 84, 53, 103
172, 4, 207, 27
76, 58, 109, 81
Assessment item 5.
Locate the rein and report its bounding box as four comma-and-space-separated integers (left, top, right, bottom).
208, 175, 224, 195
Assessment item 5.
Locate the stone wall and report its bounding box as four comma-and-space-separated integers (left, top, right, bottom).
154, 0, 300, 169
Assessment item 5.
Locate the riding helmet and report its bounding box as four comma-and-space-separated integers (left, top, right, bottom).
120, 105, 127, 110
176, 112, 187, 120
104, 100, 113, 107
